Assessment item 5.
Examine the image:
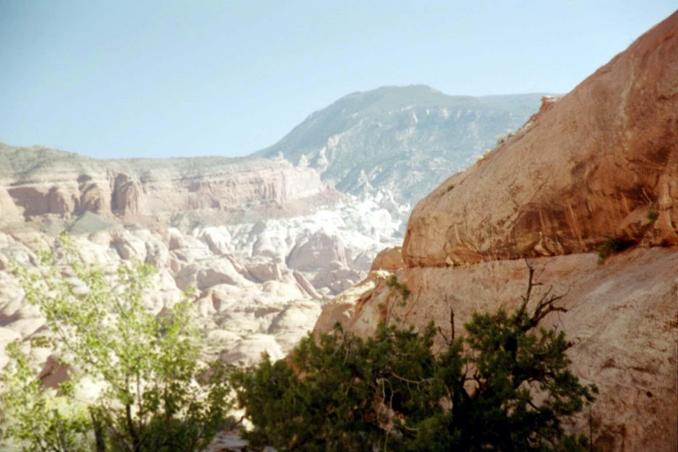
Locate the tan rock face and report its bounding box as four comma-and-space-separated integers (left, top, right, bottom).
0, 188, 23, 225
315, 249, 678, 451
403, 13, 678, 267
370, 246, 404, 272
314, 13, 678, 451
111, 173, 143, 216
0, 148, 328, 220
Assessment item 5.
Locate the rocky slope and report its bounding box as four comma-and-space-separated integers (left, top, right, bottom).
0, 84, 545, 368
257, 86, 543, 205
0, 200, 402, 365
0, 142, 408, 367
314, 12, 678, 451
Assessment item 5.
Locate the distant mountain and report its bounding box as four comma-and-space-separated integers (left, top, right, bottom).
256, 85, 546, 205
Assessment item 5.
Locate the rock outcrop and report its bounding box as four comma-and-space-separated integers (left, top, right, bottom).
403, 13, 677, 267
0, 144, 329, 220
314, 12, 678, 451
0, 189, 402, 367
0, 188, 23, 226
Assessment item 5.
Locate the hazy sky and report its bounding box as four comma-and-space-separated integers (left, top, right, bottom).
0, 1, 675, 159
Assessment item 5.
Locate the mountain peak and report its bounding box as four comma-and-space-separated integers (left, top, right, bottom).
256, 88, 544, 204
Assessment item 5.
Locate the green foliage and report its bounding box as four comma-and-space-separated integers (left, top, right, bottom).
646, 210, 658, 223
386, 274, 411, 301
1, 233, 233, 451
0, 342, 91, 452
233, 270, 596, 451
596, 236, 635, 261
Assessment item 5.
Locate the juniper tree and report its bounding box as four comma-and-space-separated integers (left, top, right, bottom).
233, 264, 596, 451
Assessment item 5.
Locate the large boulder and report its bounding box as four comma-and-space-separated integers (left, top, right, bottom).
286, 231, 348, 272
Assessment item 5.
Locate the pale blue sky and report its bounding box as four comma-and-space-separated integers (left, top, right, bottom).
0, 1, 675, 158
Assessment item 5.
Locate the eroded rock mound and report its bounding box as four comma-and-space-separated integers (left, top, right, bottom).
404, 13, 678, 267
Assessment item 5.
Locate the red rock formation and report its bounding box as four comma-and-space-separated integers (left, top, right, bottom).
314, 12, 678, 451
111, 173, 143, 216
0, 149, 328, 220
370, 246, 404, 272
403, 12, 678, 267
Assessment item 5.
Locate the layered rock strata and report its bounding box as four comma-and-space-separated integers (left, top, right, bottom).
0, 145, 327, 220
403, 13, 678, 267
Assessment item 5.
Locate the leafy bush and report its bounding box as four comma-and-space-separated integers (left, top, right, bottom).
0, 234, 233, 451
596, 236, 635, 261
233, 267, 596, 451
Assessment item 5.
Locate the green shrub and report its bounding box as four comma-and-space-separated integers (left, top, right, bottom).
596, 236, 635, 261
1, 234, 234, 451
233, 269, 596, 451
386, 274, 411, 301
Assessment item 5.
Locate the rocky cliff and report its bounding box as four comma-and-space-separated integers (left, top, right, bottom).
403, 15, 677, 266
0, 143, 404, 368
0, 144, 328, 222
314, 12, 678, 451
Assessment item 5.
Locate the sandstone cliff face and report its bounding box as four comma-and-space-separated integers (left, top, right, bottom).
0, 188, 24, 225
0, 145, 328, 220
314, 13, 678, 451
317, 250, 678, 452
403, 13, 677, 267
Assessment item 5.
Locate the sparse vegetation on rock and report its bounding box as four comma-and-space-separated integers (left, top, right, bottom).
596, 236, 635, 262
386, 273, 411, 301
233, 268, 596, 451
646, 210, 658, 223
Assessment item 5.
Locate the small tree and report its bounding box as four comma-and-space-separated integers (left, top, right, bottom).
233, 265, 596, 451
1, 234, 233, 451
0, 341, 91, 451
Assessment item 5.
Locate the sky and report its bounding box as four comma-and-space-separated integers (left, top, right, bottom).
0, 1, 675, 159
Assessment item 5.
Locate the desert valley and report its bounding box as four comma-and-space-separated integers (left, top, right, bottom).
0, 6, 676, 452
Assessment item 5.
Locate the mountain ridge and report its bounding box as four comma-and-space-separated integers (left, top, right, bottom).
255, 85, 546, 204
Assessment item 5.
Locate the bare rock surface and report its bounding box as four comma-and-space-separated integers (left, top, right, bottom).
403, 13, 678, 267
315, 249, 678, 451
0, 194, 402, 367
314, 13, 678, 451
0, 144, 329, 220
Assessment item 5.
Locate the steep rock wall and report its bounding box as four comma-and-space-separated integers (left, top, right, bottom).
403, 13, 678, 267
0, 149, 328, 220
315, 249, 678, 451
